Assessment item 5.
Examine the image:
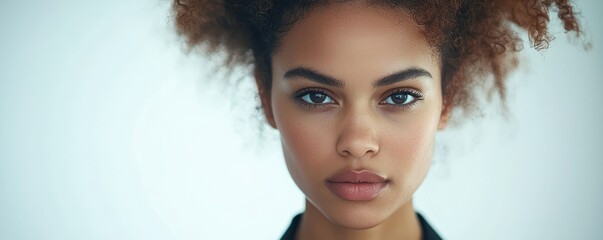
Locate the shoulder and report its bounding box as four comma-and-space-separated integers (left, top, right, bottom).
416, 212, 443, 240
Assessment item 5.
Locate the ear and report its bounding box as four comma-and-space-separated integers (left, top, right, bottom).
254, 69, 277, 129
437, 102, 451, 130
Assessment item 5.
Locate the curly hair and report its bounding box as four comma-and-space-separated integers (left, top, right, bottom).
171, 0, 583, 119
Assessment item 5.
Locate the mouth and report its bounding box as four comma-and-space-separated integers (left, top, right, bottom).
325, 169, 389, 201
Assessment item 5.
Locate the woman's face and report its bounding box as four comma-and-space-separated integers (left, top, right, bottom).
259, 3, 447, 229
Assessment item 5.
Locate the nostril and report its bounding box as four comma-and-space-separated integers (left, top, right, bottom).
340, 149, 351, 157
335, 131, 380, 158
339, 148, 378, 158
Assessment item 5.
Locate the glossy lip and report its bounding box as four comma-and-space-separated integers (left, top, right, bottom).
325, 169, 389, 201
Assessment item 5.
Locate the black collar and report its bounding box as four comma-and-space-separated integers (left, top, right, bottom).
280, 212, 442, 240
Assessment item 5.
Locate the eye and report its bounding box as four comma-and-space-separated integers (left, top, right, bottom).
296, 90, 335, 105
380, 89, 423, 107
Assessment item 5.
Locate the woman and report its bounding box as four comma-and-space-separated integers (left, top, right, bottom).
171, 0, 583, 239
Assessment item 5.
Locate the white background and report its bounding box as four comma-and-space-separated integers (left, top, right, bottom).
1, 0, 602, 239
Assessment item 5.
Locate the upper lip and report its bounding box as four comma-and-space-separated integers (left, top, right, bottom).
326, 169, 388, 183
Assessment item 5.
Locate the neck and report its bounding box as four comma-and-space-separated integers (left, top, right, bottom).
296, 199, 421, 240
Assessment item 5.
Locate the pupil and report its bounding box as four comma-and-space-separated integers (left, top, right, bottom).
310, 93, 326, 103
392, 94, 408, 104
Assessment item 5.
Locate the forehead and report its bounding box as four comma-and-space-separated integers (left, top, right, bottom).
272, 2, 439, 84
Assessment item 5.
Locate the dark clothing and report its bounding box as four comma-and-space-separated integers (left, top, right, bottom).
280, 212, 442, 240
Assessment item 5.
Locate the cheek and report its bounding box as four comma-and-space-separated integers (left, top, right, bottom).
380, 110, 439, 194
384, 123, 435, 169
387, 116, 436, 159
272, 99, 336, 191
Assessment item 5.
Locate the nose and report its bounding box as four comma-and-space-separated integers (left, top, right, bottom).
335, 112, 380, 159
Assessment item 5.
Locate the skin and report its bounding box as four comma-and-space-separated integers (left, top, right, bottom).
255, 2, 449, 240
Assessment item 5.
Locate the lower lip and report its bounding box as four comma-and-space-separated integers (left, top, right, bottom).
325, 182, 388, 201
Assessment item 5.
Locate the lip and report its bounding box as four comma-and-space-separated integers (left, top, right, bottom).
325, 169, 389, 201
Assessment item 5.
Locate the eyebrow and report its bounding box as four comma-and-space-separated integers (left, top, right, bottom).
283, 66, 432, 88
283, 67, 345, 88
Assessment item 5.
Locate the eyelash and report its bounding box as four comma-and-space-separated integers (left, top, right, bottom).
291, 88, 336, 110
291, 88, 425, 110
379, 89, 425, 110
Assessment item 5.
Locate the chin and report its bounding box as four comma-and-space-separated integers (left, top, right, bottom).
335, 217, 383, 230
318, 200, 394, 230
